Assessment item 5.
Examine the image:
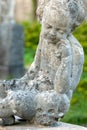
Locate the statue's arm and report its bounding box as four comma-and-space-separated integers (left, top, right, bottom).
54, 38, 84, 99
54, 41, 72, 94
68, 35, 84, 90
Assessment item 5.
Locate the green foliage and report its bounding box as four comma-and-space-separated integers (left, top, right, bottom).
22, 21, 41, 66
22, 21, 41, 50
74, 22, 87, 54
22, 21, 41, 65
24, 48, 35, 67
62, 80, 87, 125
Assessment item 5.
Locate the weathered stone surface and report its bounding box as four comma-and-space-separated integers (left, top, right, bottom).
0, 0, 86, 127
0, 23, 24, 78
0, 122, 86, 130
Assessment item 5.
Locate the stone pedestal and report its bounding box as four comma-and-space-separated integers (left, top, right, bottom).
0, 122, 86, 130
0, 23, 24, 79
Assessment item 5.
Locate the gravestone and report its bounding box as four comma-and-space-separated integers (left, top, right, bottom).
0, 23, 24, 78
0, 0, 24, 79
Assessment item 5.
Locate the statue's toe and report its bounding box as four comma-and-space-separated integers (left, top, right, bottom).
1, 116, 15, 126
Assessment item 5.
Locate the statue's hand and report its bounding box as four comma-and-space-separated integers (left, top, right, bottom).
0, 81, 8, 99
0, 80, 13, 99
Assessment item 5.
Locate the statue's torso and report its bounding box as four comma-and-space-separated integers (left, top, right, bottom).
37, 35, 84, 91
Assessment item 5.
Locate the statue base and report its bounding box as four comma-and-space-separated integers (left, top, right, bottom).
0, 121, 86, 130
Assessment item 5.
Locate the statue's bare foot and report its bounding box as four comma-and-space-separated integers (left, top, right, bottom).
1, 116, 15, 126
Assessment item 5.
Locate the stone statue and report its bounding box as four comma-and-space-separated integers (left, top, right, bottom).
36, 0, 49, 22
0, 0, 86, 126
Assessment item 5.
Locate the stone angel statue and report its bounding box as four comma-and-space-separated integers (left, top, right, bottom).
0, 0, 86, 126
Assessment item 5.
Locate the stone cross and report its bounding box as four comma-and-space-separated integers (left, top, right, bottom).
0, 0, 86, 126
0, 0, 15, 23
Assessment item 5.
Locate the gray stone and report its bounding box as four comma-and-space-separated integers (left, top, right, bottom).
0, 122, 86, 130
0, 23, 24, 78
0, 0, 15, 23
0, 0, 86, 126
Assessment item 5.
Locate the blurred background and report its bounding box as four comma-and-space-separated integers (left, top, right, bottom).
0, 0, 87, 127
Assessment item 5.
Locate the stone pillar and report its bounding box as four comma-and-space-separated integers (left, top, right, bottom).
0, 23, 24, 79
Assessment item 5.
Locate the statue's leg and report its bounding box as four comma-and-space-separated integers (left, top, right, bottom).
0, 96, 15, 125
0, 81, 9, 98
0, 79, 19, 98
0, 90, 36, 125
0, 78, 30, 98
35, 91, 70, 126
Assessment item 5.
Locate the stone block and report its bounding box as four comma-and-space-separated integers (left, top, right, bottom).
0, 122, 86, 130
0, 23, 24, 78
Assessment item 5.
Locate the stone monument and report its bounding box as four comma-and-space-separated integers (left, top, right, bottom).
0, 0, 24, 79
0, 0, 86, 128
